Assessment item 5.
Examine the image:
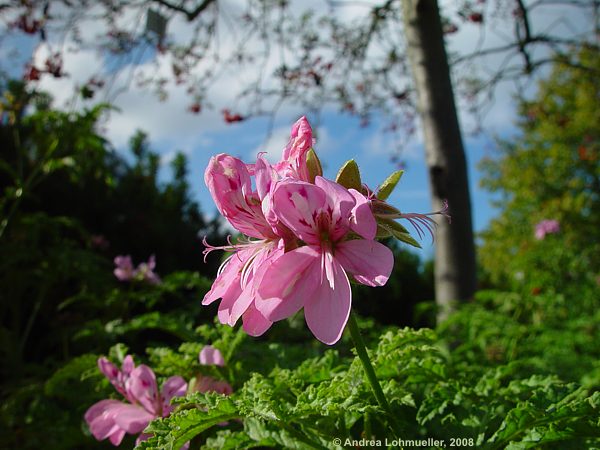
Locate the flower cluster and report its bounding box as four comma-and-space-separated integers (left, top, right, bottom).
534, 219, 560, 240
203, 117, 447, 345
85, 346, 231, 447
113, 255, 161, 284
85, 355, 187, 446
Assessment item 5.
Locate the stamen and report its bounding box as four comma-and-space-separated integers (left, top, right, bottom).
398, 200, 451, 243
201, 235, 267, 263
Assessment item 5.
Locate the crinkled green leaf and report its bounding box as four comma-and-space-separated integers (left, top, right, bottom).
487, 382, 600, 449
204, 429, 268, 450
137, 394, 238, 450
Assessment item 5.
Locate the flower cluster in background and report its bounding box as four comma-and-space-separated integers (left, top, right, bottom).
84, 355, 187, 446
534, 219, 560, 240
85, 346, 230, 447
113, 255, 161, 284
194, 346, 233, 395
202, 117, 447, 345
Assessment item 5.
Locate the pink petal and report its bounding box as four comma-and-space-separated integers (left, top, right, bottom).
216, 291, 239, 325
254, 155, 277, 201
108, 428, 126, 446
315, 176, 355, 234
199, 346, 225, 367
161, 376, 187, 415
98, 357, 119, 383
348, 189, 377, 239
122, 355, 135, 375
84, 399, 123, 441
126, 365, 160, 416
111, 403, 155, 434
204, 154, 273, 238
202, 250, 248, 306
335, 239, 394, 287
304, 255, 351, 345
228, 244, 285, 326
225, 284, 253, 326
242, 303, 273, 336
255, 246, 320, 321
271, 181, 326, 245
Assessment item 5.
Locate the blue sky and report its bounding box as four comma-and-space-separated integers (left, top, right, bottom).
3, 2, 549, 254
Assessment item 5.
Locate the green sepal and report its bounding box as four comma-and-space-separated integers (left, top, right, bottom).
335, 159, 362, 190
377, 218, 421, 248
379, 218, 410, 235
393, 231, 422, 248
376, 223, 393, 239
371, 200, 401, 217
305, 148, 323, 183
377, 170, 404, 200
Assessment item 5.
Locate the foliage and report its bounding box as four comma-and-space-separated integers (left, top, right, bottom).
0, 81, 223, 449
134, 317, 599, 449
479, 48, 600, 296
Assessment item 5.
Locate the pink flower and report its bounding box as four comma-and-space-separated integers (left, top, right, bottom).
113, 255, 161, 284
113, 255, 135, 281
199, 345, 225, 367
85, 356, 187, 447
535, 219, 560, 240
255, 177, 394, 345
202, 117, 406, 345
134, 255, 161, 284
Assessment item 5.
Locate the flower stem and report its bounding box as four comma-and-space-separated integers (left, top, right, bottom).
347, 312, 401, 437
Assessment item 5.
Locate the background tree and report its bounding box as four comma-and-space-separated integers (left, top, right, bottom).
479, 46, 600, 300
403, 0, 476, 320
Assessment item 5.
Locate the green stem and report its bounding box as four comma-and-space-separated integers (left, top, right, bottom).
347, 312, 401, 437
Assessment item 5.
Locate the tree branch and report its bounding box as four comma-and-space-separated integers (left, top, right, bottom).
151, 0, 217, 21
515, 0, 533, 73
